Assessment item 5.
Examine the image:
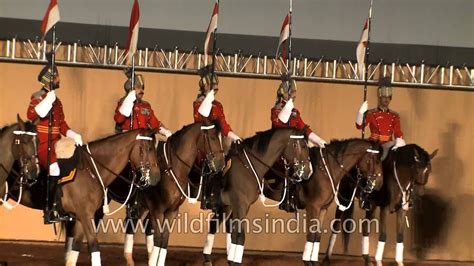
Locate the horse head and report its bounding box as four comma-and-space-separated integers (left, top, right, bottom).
129, 128, 161, 187
281, 127, 312, 182
198, 118, 225, 174
11, 115, 39, 184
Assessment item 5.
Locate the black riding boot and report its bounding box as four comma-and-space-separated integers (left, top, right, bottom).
126, 193, 140, 220
44, 176, 60, 224
202, 174, 221, 211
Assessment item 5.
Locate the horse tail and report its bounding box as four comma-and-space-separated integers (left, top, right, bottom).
342, 204, 355, 254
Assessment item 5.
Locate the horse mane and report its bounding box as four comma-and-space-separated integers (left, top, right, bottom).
392, 144, 430, 166
0, 124, 14, 137
243, 128, 293, 154
168, 123, 200, 148
327, 138, 381, 157
89, 129, 154, 145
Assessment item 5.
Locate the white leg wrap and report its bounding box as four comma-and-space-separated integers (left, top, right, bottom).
66, 250, 79, 265
227, 243, 236, 262
91, 251, 101, 266
148, 246, 160, 266
203, 233, 215, 255
327, 233, 337, 257
395, 242, 404, 263
233, 245, 244, 263
375, 241, 385, 261
226, 233, 232, 255
157, 248, 167, 266
362, 236, 370, 255
302, 241, 313, 261
146, 235, 154, 255
124, 234, 134, 254
310, 242, 320, 262
65, 237, 74, 261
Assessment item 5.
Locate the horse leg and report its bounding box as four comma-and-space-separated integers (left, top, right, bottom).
79, 214, 102, 266
155, 209, 179, 266
64, 220, 76, 262
395, 209, 407, 265
144, 212, 154, 257
324, 208, 344, 261
361, 208, 376, 265
375, 206, 389, 264
66, 221, 84, 266
203, 208, 229, 265
148, 208, 164, 266
227, 205, 249, 266
303, 205, 327, 266
124, 216, 139, 266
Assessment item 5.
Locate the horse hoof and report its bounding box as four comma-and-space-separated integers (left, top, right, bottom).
303, 261, 312, 266
203, 261, 213, 266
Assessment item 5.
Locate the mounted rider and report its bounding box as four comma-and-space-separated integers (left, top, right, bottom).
271, 74, 327, 212
26, 53, 83, 224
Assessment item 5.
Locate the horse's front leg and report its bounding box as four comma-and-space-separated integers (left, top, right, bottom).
361, 207, 376, 265
65, 221, 84, 266
123, 211, 144, 266
303, 205, 327, 266
395, 209, 407, 265
375, 206, 389, 264
148, 207, 165, 266
154, 208, 179, 266
202, 209, 231, 266
324, 208, 344, 261
227, 202, 250, 266
78, 213, 102, 266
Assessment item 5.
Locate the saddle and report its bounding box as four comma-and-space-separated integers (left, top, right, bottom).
55, 138, 82, 185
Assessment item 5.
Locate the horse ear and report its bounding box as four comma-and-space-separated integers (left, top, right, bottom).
413, 147, 420, 159
430, 149, 439, 160
17, 114, 25, 131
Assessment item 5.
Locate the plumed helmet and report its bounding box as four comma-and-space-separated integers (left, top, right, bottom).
198, 64, 218, 89
37, 52, 58, 87
377, 76, 392, 97
123, 68, 144, 92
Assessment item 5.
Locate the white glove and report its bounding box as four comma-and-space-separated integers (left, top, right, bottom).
66, 129, 83, 146
277, 98, 294, 123
34, 90, 56, 118
158, 127, 172, 138
227, 131, 242, 142
308, 132, 327, 148
198, 90, 215, 117
391, 137, 406, 150
356, 101, 368, 126
118, 90, 137, 117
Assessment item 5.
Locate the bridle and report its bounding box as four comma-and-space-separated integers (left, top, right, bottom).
282, 135, 312, 182
200, 124, 224, 174
12, 130, 39, 184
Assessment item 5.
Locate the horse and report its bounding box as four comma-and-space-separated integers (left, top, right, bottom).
198, 127, 313, 265
0, 115, 39, 208
201, 138, 384, 266
100, 121, 225, 266
324, 144, 438, 265
4, 128, 161, 266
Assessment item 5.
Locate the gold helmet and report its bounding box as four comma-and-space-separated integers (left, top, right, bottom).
37, 52, 58, 88
377, 76, 392, 97
123, 68, 144, 92
198, 64, 219, 89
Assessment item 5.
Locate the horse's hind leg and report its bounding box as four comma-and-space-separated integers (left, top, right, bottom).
66, 221, 84, 266
324, 208, 344, 262
144, 212, 154, 257
203, 208, 230, 265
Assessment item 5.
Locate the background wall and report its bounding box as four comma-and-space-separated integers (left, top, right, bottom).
0, 62, 472, 261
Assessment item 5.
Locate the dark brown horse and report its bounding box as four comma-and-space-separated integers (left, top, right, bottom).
4, 128, 160, 266
324, 144, 437, 265
122, 122, 225, 266
201, 127, 313, 265
201, 138, 383, 266
0, 116, 39, 208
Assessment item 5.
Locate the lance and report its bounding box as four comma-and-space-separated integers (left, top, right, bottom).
361, 0, 374, 139
287, 0, 293, 93
46, 25, 57, 212
211, 0, 219, 82
130, 55, 135, 130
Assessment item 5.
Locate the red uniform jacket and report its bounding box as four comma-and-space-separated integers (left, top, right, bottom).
271, 101, 313, 136
193, 97, 232, 136
26, 89, 70, 168
114, 99, 161, 131
356, 108, 403, 143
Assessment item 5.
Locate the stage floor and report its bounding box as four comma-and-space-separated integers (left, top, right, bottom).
0, 241, 470, 266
